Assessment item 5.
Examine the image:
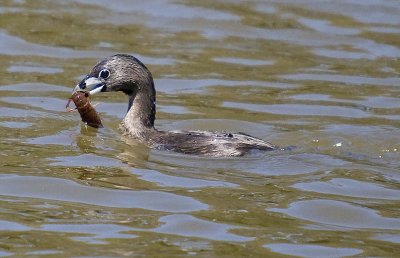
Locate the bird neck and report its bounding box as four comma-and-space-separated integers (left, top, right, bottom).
121, 84, 156, 137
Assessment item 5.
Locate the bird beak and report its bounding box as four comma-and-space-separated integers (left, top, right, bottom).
72, 77, 106, 95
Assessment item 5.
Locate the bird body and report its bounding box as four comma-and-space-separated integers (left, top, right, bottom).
73, 54, 276, 157
121, 127, 275, 157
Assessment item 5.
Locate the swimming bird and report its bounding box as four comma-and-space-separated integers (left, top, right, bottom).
73, 54, 276, 157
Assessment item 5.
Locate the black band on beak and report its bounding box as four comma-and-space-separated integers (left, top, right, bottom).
79, 80, 86, 90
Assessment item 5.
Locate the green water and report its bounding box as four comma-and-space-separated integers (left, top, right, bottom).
0, 1, 399, 257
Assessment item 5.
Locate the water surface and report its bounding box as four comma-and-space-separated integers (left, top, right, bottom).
0, 0, 399, 257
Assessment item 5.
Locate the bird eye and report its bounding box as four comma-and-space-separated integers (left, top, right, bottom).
98, 69, 110, 79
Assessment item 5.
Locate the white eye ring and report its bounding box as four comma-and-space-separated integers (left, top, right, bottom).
98, 69, 110, 79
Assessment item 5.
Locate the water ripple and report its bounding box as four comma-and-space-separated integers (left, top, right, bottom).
0, 174, 208, 212
223, 102, 369, 118
265, 243, 362, 258
269, 199, 400, 230
293, 178, 400, 200
0, 30, 111, 58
